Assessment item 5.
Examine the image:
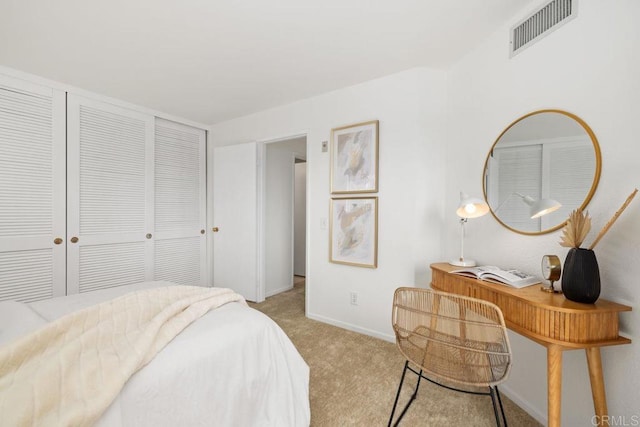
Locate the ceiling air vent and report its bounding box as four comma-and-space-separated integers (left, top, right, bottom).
510, 0, 577, 57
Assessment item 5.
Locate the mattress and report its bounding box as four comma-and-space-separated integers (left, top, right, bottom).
0, 282, 310, 426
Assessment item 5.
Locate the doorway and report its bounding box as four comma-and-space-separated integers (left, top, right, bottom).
264, 136, 307, 299
293, 159, 306, 279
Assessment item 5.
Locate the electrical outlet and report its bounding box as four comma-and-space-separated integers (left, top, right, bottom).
350, 291, 358, 306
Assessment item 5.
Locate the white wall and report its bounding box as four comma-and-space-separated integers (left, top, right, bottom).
211, 67, 448, 340
294, 162, 307, 276
446, 1, 640, 425
211, 4, 640, 421
265, 145, 295, 297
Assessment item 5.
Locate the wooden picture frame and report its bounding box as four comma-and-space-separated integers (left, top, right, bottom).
330, 197, 378, 268
330, 120, 379, 194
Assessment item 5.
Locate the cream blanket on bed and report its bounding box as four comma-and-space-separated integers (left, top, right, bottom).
0, 286, 245, 427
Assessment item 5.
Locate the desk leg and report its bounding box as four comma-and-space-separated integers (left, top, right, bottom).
548, 345, 563, 427
586, 347, 608, 425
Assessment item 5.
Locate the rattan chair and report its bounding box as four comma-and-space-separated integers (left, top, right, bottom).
388, 287, 512, 427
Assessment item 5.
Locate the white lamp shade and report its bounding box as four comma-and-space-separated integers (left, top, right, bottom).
522, 196, 562, 218
456, 192, 490, 219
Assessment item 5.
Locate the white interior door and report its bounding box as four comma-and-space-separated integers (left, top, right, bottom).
67, 95, 154, 294
264, 147, 294, 297
0, 76, 66, 302
154, 119, 207, 286
212, 142, 260, 301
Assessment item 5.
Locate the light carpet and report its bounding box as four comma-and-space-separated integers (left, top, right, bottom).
250, 278, 542, 426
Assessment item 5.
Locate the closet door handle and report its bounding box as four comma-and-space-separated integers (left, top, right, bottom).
70, 237, 79, 244
146, 233, 153, 239
54, 237, 63, 245
200, 229, 205, 235
212, 227, 219, 232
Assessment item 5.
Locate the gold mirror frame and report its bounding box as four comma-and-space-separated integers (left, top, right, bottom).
482, 109, 602, 236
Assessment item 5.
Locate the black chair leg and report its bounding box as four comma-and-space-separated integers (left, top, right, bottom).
496, 386, 507, 427
388, 361, 422, 427
388, 361, 409, 427
489, 386, 508, 427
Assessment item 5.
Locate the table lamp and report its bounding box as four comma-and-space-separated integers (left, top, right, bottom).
450, 192, 489, 267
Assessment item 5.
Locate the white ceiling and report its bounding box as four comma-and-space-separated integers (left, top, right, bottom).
0, 0, 537, 125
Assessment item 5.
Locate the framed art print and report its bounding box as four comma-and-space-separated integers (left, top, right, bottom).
330, 120, 379, 194
330, 197, 378, 268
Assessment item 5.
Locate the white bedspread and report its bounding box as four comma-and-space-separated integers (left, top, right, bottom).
0, 282, 310, 427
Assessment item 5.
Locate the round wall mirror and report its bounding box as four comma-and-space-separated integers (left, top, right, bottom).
483, 109, 601, 235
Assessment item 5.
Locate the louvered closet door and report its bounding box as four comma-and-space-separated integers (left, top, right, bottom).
67, 95, 154, 294
154, 119, 207, 286
0, 76, 66, 302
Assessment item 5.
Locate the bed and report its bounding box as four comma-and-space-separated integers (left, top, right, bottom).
0, 282, 310, 426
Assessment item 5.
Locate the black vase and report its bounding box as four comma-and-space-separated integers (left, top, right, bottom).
561, 248, 601, 304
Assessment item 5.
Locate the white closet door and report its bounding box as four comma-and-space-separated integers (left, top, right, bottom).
0, 76, 66, 302
154, 119, 207, 286
67, 95, 154, 294
212, 142, 260, 301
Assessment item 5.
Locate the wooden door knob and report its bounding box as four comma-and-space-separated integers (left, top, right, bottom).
70, 237, 79, 243
54, 237, 63, 245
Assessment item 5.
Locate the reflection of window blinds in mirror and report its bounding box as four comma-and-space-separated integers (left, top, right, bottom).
492, 137, 593, 232
540, 138, 593, 229
495, 145, 543, 232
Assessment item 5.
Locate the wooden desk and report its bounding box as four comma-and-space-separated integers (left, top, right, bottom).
430, 263, 632, 427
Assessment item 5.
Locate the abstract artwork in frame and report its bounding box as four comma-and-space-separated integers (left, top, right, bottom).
330, 120, 379, 194
330, 197, 378, 268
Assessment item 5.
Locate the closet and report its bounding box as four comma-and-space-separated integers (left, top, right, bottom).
0, 74, 207, 302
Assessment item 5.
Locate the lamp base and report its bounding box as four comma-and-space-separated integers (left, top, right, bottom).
449, 259, 477, 267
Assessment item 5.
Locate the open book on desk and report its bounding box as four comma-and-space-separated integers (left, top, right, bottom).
449, 265, 541, 288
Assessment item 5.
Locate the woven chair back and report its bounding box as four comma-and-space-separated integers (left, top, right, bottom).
392, 287, 512, 387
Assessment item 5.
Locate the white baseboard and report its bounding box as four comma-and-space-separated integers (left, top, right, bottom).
306, 312, 395, 343
266, 285, 293, 298
499, 384, 546, 426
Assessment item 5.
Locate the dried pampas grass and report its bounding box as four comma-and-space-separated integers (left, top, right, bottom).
560, 209, 591, 248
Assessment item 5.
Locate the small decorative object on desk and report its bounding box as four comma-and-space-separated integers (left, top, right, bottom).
450, 265, 540, 288
560, 188, 637, 304
540, 254, 562, 293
